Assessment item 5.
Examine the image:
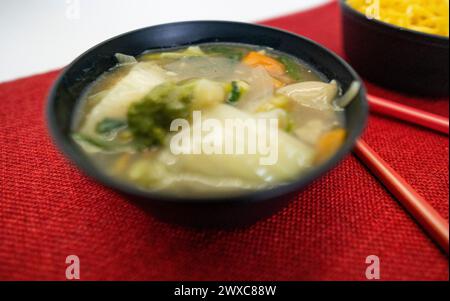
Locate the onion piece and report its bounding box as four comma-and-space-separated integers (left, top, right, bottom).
335, 81, 361, 108
115, 53, 137, 65
278, 81, 339, 111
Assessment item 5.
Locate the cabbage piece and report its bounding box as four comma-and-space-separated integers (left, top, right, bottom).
158, 104, 314, 187
141, 46, 205, 61
236, 66, 274, 113
192, 79, 227, 109
80, 62, 171, 137
277, 81, 339, 111
255, 109, 289, 131
160, 46, 205, 58
165, 56, 237, 81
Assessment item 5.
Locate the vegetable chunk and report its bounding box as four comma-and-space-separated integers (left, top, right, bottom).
315, 128, 346, 164
278, 81, 339, 111
80, 62, 170, 137
242, 51, 286, 77
128, 80, 227, 148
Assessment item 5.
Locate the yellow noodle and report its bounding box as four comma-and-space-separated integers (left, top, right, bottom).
347, 0, 449, 37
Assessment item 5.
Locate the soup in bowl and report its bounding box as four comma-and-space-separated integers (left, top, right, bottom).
47, 21, 367, 219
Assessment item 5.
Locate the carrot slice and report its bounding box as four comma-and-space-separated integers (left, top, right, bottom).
315, 128, 346, 164
242, 51, 285, 77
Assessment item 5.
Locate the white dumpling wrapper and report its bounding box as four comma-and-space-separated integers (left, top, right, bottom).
159, 104, 314, 186
80, 62, 169, 136
278, 81, 339, 111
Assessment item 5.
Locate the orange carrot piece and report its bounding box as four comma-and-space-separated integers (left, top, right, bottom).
242, 51, 285, 77
315, 128, 346, 164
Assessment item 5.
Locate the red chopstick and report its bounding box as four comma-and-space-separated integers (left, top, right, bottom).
368, 94, 450, 135
354, 139, 449, 254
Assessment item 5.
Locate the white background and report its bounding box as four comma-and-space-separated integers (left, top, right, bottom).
0, 0, 329, 82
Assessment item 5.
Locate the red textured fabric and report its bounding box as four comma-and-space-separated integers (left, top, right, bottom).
0, 2, 448, 280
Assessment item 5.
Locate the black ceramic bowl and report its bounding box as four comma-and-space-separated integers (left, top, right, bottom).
47, 21, 368, 227
340, 0, 449, 97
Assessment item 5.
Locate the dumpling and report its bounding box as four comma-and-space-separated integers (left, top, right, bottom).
278, 81, 338, 111
158, 104, 314, 188
80, 62, 170, 137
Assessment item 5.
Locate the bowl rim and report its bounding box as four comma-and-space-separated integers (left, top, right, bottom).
339, 0, 449, 43
46, 20, 368, 204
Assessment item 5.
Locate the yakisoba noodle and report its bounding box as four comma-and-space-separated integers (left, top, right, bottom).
347, 0, 449, 37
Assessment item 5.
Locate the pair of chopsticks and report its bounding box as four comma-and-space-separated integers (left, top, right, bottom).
354, 94, 449, 254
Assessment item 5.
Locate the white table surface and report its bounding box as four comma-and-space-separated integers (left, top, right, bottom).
0, 0, 329, 82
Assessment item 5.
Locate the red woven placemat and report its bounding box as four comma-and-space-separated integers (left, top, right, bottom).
0, 1, 448, 280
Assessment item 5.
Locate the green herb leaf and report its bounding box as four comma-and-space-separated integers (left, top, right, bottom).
127, 82, 193, 149
72, 133, 114, 150
227, 81, 242, 103
95, 118, 127, 135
